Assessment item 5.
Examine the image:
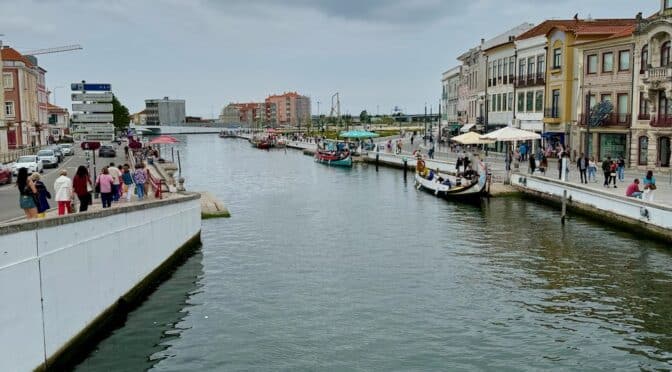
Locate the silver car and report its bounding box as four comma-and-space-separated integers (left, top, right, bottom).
37, 150, 59, 168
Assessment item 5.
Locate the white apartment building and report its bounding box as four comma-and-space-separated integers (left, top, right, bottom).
441, 66, 461, 134
457, 45, 486, 130
513, 35, 547, 134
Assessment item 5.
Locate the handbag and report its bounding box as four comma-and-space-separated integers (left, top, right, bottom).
94, 183, 100, 194
87, 183, 93, 193
649, 184, 657, 190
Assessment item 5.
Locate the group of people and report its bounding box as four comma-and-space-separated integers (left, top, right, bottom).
16, 161, 152, 220
625, 171, 657, 201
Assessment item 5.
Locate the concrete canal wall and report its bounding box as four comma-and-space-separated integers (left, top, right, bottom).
510, 173, 672, 241
0, 193, 202, 371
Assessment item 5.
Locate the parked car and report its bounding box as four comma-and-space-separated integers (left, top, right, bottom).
37, 149, 59, 168
58, 143, 74, 156
48, 146, 64, 162
11, 155, 44, 175
0, 164, 12, 185
98, 145, 116, 158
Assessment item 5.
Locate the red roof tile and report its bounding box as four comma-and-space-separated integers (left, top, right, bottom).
0, 47, 34, 67
517, 19, 637, 40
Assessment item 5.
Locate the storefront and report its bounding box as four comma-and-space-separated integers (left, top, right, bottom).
598, 133, 627, 161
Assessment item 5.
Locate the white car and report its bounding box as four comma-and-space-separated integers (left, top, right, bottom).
37, 150, 59, 168
11, 155, 44, 175
58, 144, 74, 156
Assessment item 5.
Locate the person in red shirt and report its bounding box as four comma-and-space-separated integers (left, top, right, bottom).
625, 179, 643, 199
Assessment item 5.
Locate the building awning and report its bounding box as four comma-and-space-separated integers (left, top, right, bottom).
460, 123, 476, 133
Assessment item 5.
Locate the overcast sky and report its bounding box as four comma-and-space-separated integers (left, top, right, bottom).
0, 0, 658, 117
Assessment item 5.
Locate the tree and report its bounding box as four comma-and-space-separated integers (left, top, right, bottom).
359, 110, 370, 124
588, 100, 614, 127
112, 95, 131, 130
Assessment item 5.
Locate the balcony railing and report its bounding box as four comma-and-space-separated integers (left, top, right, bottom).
644, 67, 671, 83
514, 74, 545, 88
536, 73, 545, 85
515, 76, 527, 88
544, 108, 560, 119
579, 113, 631, 127
651, 114, 672, 127
638, 113, 651, 121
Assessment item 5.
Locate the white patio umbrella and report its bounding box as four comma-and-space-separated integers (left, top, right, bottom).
480, 127, 541, 142
451, 131, 495, 145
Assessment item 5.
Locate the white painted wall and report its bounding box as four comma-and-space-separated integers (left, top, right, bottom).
0, 197, 201, 371
511, 174, 672, 230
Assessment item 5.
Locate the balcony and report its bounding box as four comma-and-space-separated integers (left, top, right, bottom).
651, 114, 672, 127
544, 108, 560, 119
638, 113, 651, 121
643, 67, 672, 84
514, 76, 527, 88
535, 73, 545, 85
579, 113, 631, 127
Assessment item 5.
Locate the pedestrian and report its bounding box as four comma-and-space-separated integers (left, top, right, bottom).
626, 178, 643, 199
588, 156, 597, 182
617, 156, 626, 182
134, 164, 147, 200
602, 156, 612, 187
124, 145, 129, 160
456, 154, 463, 173
609, 160, 618, 188
108, 162, 122, 202
73, 166, 93, 212
121, 164, 134, 202
96, 167, 114, 208
410, 135, 414, 145
577, 153, 588, 184
528, 153, 536, 174
53, 169, 74, 215
428, 142, 435, 159
642, 170, 657, 202
16, 168, 38, 219
31, 173, 51, 218
539, 155, 548, 175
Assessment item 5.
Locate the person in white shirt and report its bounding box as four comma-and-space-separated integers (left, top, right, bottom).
53, 169, 73, 215
108, 162, 122, 202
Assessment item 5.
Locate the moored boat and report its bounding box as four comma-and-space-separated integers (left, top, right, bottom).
414, 157, 487, 201
314, 140, 353, 167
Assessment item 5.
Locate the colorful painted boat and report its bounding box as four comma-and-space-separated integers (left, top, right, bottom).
414, 158, 487, 201
314, 149, 353, 167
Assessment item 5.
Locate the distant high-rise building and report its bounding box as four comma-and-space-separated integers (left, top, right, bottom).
265, 92, 311, 127
144, 97, 186, 125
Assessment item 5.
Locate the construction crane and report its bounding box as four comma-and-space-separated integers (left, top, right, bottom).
22, 44, 83, 56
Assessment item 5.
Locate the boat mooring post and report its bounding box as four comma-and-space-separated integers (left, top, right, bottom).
376, 152, 379, 172
561, 189, 567, 224
403, 157, 408, 179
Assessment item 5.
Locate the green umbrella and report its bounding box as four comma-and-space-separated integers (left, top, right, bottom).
339, 130, 380, 139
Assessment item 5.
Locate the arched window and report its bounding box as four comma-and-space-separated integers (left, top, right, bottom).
661, 41, 671, 67
638, 136, 649, 165
641, 44, 649, 73
659, 136, 671, 167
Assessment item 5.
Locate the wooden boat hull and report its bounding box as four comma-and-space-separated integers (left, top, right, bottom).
314, 151, 353, 167
414, 172, 486, 200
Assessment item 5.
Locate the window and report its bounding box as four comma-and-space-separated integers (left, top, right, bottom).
518, 59, 525, 79
503, 59, 508, 83
587, 94, 597, 111
503, 93, 508, 111
4, 101, 14, 117
537, 55, 545, 75
508, 93, 514, 112
509, 56, 515, 77
587, 54, 598, 74
497, 59, 502, 79
638, 136, 648, 165
526, 92, 534, 112
617, 93, 629, 122
535, 91, 543, 112
2, 73, 12, 89
601, 93, 612, 103
639, 92, 650, 118
602, 52, 614, 72
497, 94, 502, 112
641, 45, 649, 73
527, 57, 535, 79
518, 92, 525, 112
619, 50, 630, 71
553, 48, 562, 69
552, 90, 561, 116
662, 41, 671, 66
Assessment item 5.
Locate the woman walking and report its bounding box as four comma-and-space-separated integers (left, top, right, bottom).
121, 164, 134, 202
588, 156, 597, 182
96, 167, 114, 208
31, 173, 51, 218
16, 168, 38, 219
73, 165, 93, 212
642, 170, 657, 202
134, 164, 147, 200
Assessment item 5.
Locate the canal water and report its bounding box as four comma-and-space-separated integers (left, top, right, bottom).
76, 135, 672, 371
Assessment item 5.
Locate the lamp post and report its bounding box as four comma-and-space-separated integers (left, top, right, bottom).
585, 89, 592, 158
424, 103, 427, 145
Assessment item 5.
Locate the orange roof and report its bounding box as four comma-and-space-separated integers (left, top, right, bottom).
517, 19, 637, 40
47, 103, 67, 112
266, 92, 302, 100
0, 47, 34, 67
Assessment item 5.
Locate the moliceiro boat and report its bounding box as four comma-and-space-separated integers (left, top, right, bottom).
314, 140, 353, 167
414, 157, 487, 200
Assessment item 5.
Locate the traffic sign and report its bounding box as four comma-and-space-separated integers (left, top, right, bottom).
72, 103, 113, 112
71, 92, 113, 102
72, 113, 114, 122
80, 141, 101, 150
71, 83, 112, 92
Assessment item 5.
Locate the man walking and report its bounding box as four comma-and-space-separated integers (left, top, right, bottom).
577, 153, 588, 184
108, 162, 122, 202
53, 169, 73, 215
602, 156, 612, 187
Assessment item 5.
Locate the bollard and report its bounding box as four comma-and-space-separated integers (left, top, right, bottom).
403, 158, 407, 179
561, 189, 567, 224
376, 153, 379, 172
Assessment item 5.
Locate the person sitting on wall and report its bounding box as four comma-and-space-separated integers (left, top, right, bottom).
625, 179, 643, 199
